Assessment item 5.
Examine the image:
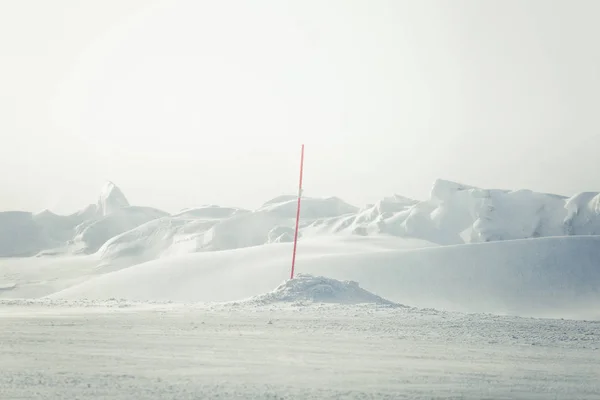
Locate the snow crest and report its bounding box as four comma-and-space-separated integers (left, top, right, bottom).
98, 181, 130, 216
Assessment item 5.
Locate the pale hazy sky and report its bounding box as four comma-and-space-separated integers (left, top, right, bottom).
1, 0, 599, 214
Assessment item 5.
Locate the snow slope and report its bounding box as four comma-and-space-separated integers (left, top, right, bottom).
51, 235, 600, 319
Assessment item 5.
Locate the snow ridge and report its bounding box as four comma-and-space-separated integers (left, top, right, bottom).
1, 178, 600, 307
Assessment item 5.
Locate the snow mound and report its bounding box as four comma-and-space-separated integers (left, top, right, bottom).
241, 274, 398, 306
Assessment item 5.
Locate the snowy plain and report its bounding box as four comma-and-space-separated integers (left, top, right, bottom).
1, 179, 600, 398
2, 300, 600, 399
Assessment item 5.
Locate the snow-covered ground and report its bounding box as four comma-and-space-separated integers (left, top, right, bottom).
1, 179, 600, 398
1, 300, 599, 399
36, 235, 598, 320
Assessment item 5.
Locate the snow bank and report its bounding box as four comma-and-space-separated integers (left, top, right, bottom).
50, 235, 600, 319
240, 274, 397, 306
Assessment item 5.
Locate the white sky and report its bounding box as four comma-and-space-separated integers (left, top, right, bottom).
1, 0, 599, 214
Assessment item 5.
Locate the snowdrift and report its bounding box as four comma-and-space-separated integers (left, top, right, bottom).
50, 235, 600, 319
238, 273, 398, 306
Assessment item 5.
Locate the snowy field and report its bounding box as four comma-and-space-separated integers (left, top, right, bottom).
1, 180, 600, 398
2, 301, 599, 399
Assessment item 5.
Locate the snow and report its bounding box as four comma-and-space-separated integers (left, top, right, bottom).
172, 205, 247, 220
1, 178, 599, 261
1, 301, 599, 399
97, 181, 130, 216
266, 225, 295, 243
0, 211, 46, 256
0, 179, 597, 319
0, 255, 100, 298
2, 179, 600, 397
259, 195, 359, 219
565, 192, 600, 235
71, 206, 169, 254
238, 273, 399, 306
47, 235, 600, 320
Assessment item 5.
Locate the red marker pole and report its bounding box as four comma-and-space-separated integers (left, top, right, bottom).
290, 144, 305, 280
